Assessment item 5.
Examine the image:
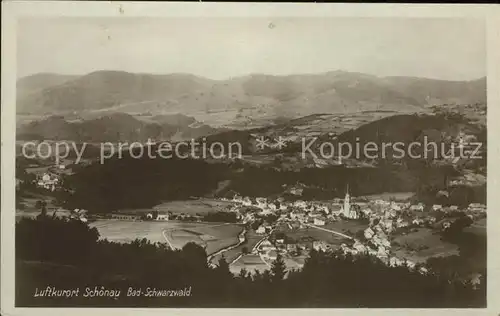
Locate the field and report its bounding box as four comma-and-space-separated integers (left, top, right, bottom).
274, 222, 349, 247
90, 220, 242, 255
90, 220, 170, 244
392, 228, 459, 263
230, 254, 270, 275
210, 229, 264, 265
164, 222, 243, 254
119, 199, 234, 216
324, 220, 368, 236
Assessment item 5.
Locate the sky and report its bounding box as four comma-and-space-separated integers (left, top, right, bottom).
17, 17, 486, 81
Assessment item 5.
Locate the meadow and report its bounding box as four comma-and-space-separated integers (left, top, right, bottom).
230, 254, 270, 275
210, 229, 263, 265
391, 228, 459, 263
90, 220, 243, 255
275, 223, 349, 246
119, 198, 235, 216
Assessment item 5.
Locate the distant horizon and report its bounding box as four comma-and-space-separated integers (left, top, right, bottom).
17, 69, 487, 83
17, 18, 485, 81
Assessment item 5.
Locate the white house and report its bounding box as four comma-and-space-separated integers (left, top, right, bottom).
432, 204, 443, 211
256, 226, 266, 234
409, 204, 424, 212
314, 218, 326, 226
313, 241, 329, 252
156, 214, 169, 221
364, 227, 375, 240
353, 240, 367, 253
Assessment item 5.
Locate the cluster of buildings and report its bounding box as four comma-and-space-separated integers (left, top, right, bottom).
221, 185, 486, 275
35, 173, 61, 191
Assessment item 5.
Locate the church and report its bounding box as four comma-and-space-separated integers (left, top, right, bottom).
341, 184, 359, 219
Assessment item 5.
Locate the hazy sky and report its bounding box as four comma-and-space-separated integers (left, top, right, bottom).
17, 17, 485, 81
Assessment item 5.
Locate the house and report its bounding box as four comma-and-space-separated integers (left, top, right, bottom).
259, 240, 275, 252
384, 209, 397, 219
377, 245, 389, 258
412, 218, 424, 226
313, 241, 329, 252
156, 214, 169, 221
389, 257, 405, 267
406, 260, 416, 270
468, 203, 486, 212
318, 205, 330, 215
381, 219, 394, 232
390, 202, 401, 211
364, 227, 375, 240
396, 217, 409, 228
409, 204, 424, 212
276, 238, 285, 244
286, 244, 298, 252
256, 226, 266, 234
361, 208, 372, 217
36, 172, 60, 191
353, 240, 367, 253
419, 267, 429, 274
432, 204, 443, 211
313, 218, 326, 226
294, 200, 307, 209
110, 213, 140, 221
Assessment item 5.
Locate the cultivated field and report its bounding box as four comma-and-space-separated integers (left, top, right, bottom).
210, 229, 263, 265
392, 228, 459, 263
142, 199, 235, 215
91, 220, 243, 255
230, 254, 269, 275
275, 223, 349, 247
90, 220, 170, 244
324, 220, 368, 236
164, 222, 243, 254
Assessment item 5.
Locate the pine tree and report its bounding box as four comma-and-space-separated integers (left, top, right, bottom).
36, 200, 47, 218
216, 255, 232, 279
270, 253, 286, 282
238, 267, 249, 279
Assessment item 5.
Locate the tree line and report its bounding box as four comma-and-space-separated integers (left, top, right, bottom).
16, 216, 485, 307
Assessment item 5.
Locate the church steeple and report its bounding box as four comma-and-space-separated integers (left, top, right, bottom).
343, 183, 350, 217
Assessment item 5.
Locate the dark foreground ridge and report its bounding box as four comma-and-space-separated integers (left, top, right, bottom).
16, 216, 486, 308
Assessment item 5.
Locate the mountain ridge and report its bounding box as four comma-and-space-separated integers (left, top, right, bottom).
17, 70, 486, 118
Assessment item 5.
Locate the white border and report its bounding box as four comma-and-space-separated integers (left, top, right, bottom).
2, 2, 500, 316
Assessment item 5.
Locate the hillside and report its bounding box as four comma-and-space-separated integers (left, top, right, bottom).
16, 70, 486, 121
16, 73, 78, 95
16, 71, 215, 114
16, 113, 223, 142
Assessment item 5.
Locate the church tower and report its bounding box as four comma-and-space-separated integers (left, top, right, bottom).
343, 184, 350, 217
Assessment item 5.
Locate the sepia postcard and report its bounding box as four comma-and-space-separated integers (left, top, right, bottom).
2, 2, 500, 315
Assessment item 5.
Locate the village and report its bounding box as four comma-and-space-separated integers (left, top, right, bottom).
16, 154, 486, 277
217, 187, 486, 273
83, 183, 486, 276
21, 161, 486, 276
